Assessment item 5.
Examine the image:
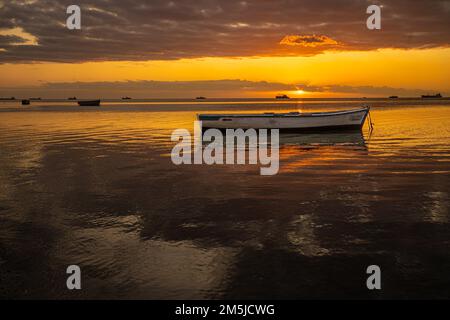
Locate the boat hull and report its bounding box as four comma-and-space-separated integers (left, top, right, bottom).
78, 100, 101, 106
199, 108, 369, 132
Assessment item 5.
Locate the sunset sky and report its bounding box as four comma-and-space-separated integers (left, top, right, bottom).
0, 0, 449, 98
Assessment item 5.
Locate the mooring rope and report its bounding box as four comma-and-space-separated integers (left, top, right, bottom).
368, 108, 374, 132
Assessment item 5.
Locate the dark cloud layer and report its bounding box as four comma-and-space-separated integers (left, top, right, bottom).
1, 79, 441, 98
0, 79, 295, 98
295, 83, 442, 96
0, 0, 449, 63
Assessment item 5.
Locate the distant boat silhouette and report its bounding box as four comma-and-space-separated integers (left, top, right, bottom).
196, 96, 206, 100
78, 100, 101, 106
68, 97, 77, 100
122, 97, 132, 100
389, 96, 399, 99
276, 94, 290, 99
21, 99, 30, 105
421, 93, 442, 99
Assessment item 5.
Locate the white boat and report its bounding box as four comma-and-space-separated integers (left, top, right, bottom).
198, 107, 371, 132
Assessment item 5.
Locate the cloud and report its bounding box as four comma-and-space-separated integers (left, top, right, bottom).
0, 79, 296, 98
295, 83, 443, 96
0, 27, 39, 46
0, 35, 27, 46
1, 79, 443, 98
0, 0, 448, 63
280, 35, 338, 47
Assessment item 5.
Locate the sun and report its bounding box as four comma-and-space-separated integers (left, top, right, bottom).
293, 89, 307, 95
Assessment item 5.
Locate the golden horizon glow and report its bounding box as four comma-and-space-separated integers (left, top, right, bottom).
1, 48, 449, 97
293, 90, 307, 96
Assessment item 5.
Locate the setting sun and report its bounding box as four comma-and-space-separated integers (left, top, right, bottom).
294, 89, 307, 96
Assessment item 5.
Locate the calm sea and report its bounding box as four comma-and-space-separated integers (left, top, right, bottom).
0, 98, 449, 299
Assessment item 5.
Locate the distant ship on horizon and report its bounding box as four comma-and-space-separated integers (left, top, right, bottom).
276, 94, 290, 100
421, 93, 442, 99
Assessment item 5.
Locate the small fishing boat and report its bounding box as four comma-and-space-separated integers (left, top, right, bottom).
68, 97, 77, 100
196, 96, 207, 100
199, 107, 371, 132
21, 99, 30, 105
276, 94, 290, 100
122, 97, 132, 100
78, 100, 101, 106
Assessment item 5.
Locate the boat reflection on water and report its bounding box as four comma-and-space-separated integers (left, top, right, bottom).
277, 131, 368, 174
200, 130, 367, 148
278, 131, 366, 148
198, 129, 368, 175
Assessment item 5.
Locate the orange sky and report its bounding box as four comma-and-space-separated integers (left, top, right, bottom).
1, 47, 449, 98
1, 0, 449, 98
